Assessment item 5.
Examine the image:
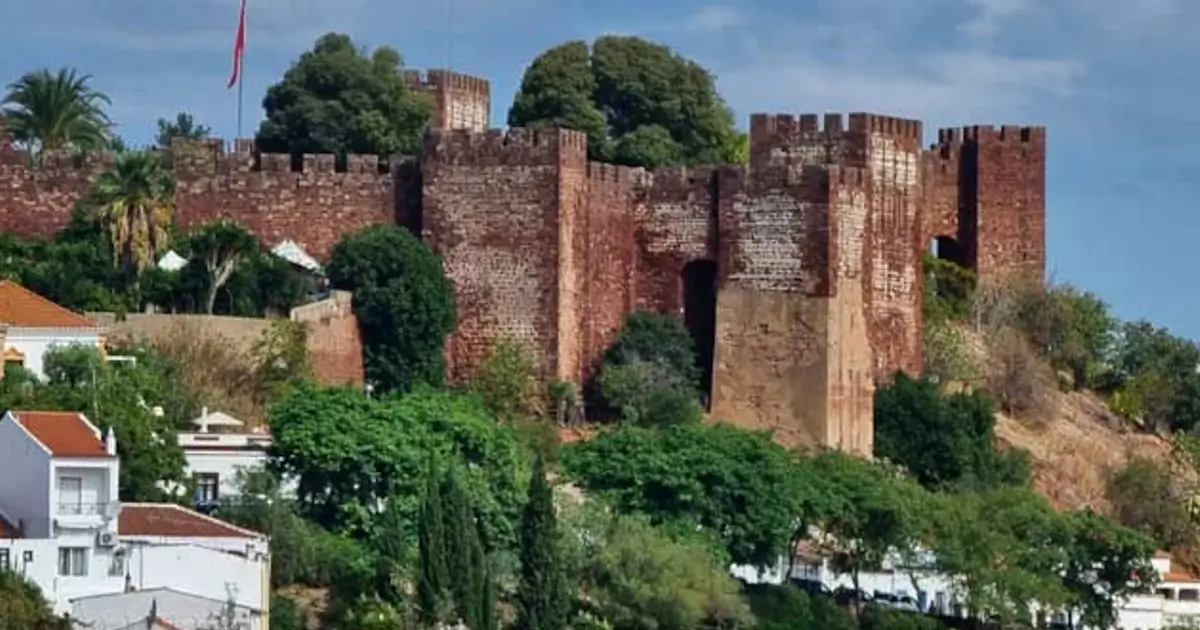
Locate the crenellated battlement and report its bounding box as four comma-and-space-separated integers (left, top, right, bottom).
935, 124, 1046, 146
170, 137, 397, 176
640, 165, 719, 188
847, 113, 923, 140
750, 113, 847, 137
403, 68, 490, 96
424, 127, 588, 164
586, 161, 641, 184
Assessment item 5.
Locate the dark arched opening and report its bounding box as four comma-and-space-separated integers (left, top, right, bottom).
930, 236, 962, 265
682, 259, 718, 408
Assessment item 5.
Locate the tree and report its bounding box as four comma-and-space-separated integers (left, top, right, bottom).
418, 460, 453, 625
1, 67, 111, 158
470, 338, 542, 424
562, 422, 799, 566
181, 220, 260, 314
326, 224, 456, 393
559, 506, 750, 630
1107, 456, 1194, 548
508, 37, 740, 167
156, 111, 211, 148
268, 384, 527, 545
442, 468, 490, 630
256, 32, 433, 156
0, 570, 68, 630
88, 150, 173, 276
874, 372, 1030, 490
1061, 509, 1157, 629
1015, 284, 1115, 389
516, 456, 568, 630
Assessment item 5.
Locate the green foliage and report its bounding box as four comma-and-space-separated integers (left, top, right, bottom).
1104, 320, 1200, 431
268, 383, 527, 545
516, 457, 569, 630
155, 111, 210, 149
268, 594, 304, 630
743, 584, 856, 630
560, 504, 750, 630
0, 570, 68, 630
874, 372, 1031, 490
920, 318, 980, 384
508, 36, 740, 167
175, 219, 260, 314
256, 32, 433, 156
562, 422, 798, 566
87, 149, 174, 276
593, 311, 705, 425
922, 254, 977, 324
326, 223, 457, 393
1062, 509, 1158, 629
0, 344, 188, 501
471, 338, 542, 424
1014, 284, 1116, 389
859, 605, 948, 630
1, 67, 111, 157
417, 461, 453, 624
1107, 456, 1194, 549
444, 467, 491, 630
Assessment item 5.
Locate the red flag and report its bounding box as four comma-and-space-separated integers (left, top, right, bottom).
226, 0, 247, 89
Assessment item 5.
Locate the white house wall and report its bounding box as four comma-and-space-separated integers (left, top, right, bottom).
0, 418, 51, 537
183, 450, 271, 498
122, 542, 268, 612
6, 329, 103, 379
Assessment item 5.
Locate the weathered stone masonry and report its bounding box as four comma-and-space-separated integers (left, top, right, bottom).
0, 98, 1046, 456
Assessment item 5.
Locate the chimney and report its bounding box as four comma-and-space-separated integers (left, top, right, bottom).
105, 427, 116, 456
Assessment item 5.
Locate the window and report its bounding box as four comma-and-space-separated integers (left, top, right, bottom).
58, 476, 83, 514
57, 547, 88, 576
0, 549, 9, 571
195, 473, 220, 505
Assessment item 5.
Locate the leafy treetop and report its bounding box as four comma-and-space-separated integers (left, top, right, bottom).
256, 32, 433, 157
508, 36, 741, 167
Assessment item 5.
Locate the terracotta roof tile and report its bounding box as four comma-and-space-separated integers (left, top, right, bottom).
10, 411, 110, 458
0, 514, 19, 538
119, 503, 262, 539
0, 280, 96, 328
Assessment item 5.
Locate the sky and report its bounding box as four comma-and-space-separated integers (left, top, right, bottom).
1, 0, 1197, 337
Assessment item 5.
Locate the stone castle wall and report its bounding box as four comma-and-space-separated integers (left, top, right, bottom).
0, 101, 1046, 456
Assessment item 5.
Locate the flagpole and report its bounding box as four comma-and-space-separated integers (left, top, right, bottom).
236, 1, 245, 137
236, 67, 244, 137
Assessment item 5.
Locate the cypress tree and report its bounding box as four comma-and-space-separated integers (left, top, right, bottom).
443, 468, 487, 629
417, 459, 451, 625
515, 455, 569, 630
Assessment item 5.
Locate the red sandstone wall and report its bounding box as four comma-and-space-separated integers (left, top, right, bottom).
922, 134, 963, 252
420, 127, 588, 383
632, 166, 718, 314
581, 163, 637, 382
965, 126, 1047, 280
0, 123, 108, 237
171, 138, 398, 259
290, 291, 366, 386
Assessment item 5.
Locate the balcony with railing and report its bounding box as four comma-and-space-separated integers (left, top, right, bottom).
54, 501, 111, 529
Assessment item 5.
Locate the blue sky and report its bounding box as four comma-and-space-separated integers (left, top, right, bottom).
2, 0, 1197, 338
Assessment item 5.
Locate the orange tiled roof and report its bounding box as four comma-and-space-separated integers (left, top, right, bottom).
10, 411, 109, 458
119, 503, 262, 539
0, 514, 19, 538
0, 280, 96, 328
558, 427, 597, 444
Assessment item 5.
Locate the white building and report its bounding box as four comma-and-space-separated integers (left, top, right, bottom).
178, 409, 295, 510
0, 410, 270, 629
0, 280, 107, 379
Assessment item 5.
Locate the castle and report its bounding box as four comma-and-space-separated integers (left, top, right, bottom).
0, 68, 1045, 456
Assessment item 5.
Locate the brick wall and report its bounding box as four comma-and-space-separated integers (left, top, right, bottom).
290, 291, 365, 386
633, 166, 718, 314
0, 122, 109, 237
171, 138, 400, 259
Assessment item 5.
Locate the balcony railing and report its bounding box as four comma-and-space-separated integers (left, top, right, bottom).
56, 502, 108, 516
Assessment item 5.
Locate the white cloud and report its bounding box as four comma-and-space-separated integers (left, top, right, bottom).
959, 0, 1033, 40
687, 6, 747, 33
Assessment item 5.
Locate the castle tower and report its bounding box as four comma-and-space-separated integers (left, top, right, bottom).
404, 69, 491, 132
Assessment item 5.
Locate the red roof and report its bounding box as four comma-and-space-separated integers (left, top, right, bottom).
9, 411, 110, 458
0, 280, 96, 328
119, 503, 262, 539
0, 514, 19, 538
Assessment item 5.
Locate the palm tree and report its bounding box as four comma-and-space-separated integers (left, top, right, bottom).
1, 68, 112, 158
89, 151, 173, 276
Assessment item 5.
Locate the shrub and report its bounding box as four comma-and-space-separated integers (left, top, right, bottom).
983, 327, 1058, 419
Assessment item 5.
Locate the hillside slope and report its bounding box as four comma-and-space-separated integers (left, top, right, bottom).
994, 389, 1174, 511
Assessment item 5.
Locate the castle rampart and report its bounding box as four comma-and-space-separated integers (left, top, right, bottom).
0, 101, 1046, 457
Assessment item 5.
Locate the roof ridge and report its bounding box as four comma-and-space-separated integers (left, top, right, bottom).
122, 502, 265, 539
0, 280, 97, 328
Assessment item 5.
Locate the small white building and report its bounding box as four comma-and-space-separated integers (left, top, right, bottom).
0, 280, 107, 379
177, 409, 293, 510
0, 409, 269, 627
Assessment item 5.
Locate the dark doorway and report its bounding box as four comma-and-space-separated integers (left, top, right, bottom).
930, 236, 962, 265
682, 260, 718, 407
